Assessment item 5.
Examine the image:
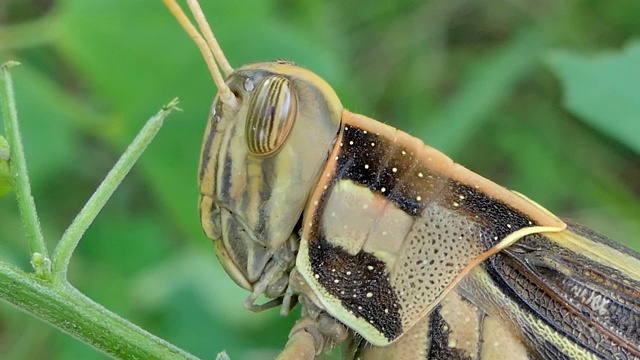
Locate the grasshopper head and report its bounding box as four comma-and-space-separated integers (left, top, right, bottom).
198, 62, 342, 293
165, 0, 342, 308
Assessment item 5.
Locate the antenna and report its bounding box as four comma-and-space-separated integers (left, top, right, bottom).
186, 0, 234, 76
163, 0, 237, 108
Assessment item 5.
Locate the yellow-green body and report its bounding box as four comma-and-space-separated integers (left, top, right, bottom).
162, 1, 640, 358
196, 61, 639, 359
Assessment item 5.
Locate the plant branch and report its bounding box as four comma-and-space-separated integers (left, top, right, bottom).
0, 61, 50, 277
0, 261, 198, 359
1, 61, 197, 359
51, 98, 181, 281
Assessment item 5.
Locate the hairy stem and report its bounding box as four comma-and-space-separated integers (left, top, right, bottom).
51, 98, 181, 280
0, 262, 198, 359
0, 61, 49, 276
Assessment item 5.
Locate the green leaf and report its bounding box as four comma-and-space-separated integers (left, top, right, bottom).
546, 40, 640, 156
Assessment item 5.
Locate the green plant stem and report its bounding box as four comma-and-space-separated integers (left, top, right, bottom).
51, 98, 181, 281
0, 261, 198, 359
0, 62, 49, 275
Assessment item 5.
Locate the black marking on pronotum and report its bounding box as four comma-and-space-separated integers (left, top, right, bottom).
426, 305, 472, 360
448, 181, 537, 250
334, 125, 543, 233
308, 234, 403, 341
335, 125, 428, 216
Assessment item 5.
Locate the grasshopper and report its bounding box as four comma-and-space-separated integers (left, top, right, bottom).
164, 1, 640, 359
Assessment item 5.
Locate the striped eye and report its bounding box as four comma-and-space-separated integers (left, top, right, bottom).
245, 75, 297, 157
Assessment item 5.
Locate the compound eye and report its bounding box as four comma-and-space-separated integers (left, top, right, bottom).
245, 75, 297, 157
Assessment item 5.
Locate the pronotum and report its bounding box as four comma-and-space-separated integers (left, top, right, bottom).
164, 1, 640, 359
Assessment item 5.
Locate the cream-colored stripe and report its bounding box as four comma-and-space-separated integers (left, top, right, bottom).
547, 230, 640, 283
461, 267, 598, 360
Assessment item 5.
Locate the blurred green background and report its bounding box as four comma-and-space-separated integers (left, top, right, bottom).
0, 0, 639, 359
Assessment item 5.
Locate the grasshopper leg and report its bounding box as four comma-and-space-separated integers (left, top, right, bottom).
276, 318, 323, 360
277, 313, 350, 360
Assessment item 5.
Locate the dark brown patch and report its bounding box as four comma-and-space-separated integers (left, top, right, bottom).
427, 305, 473, 360
334, 125, 540, 243
308, 234, 403, 341
447, 181, 538, 249
335, 125, 429, 216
